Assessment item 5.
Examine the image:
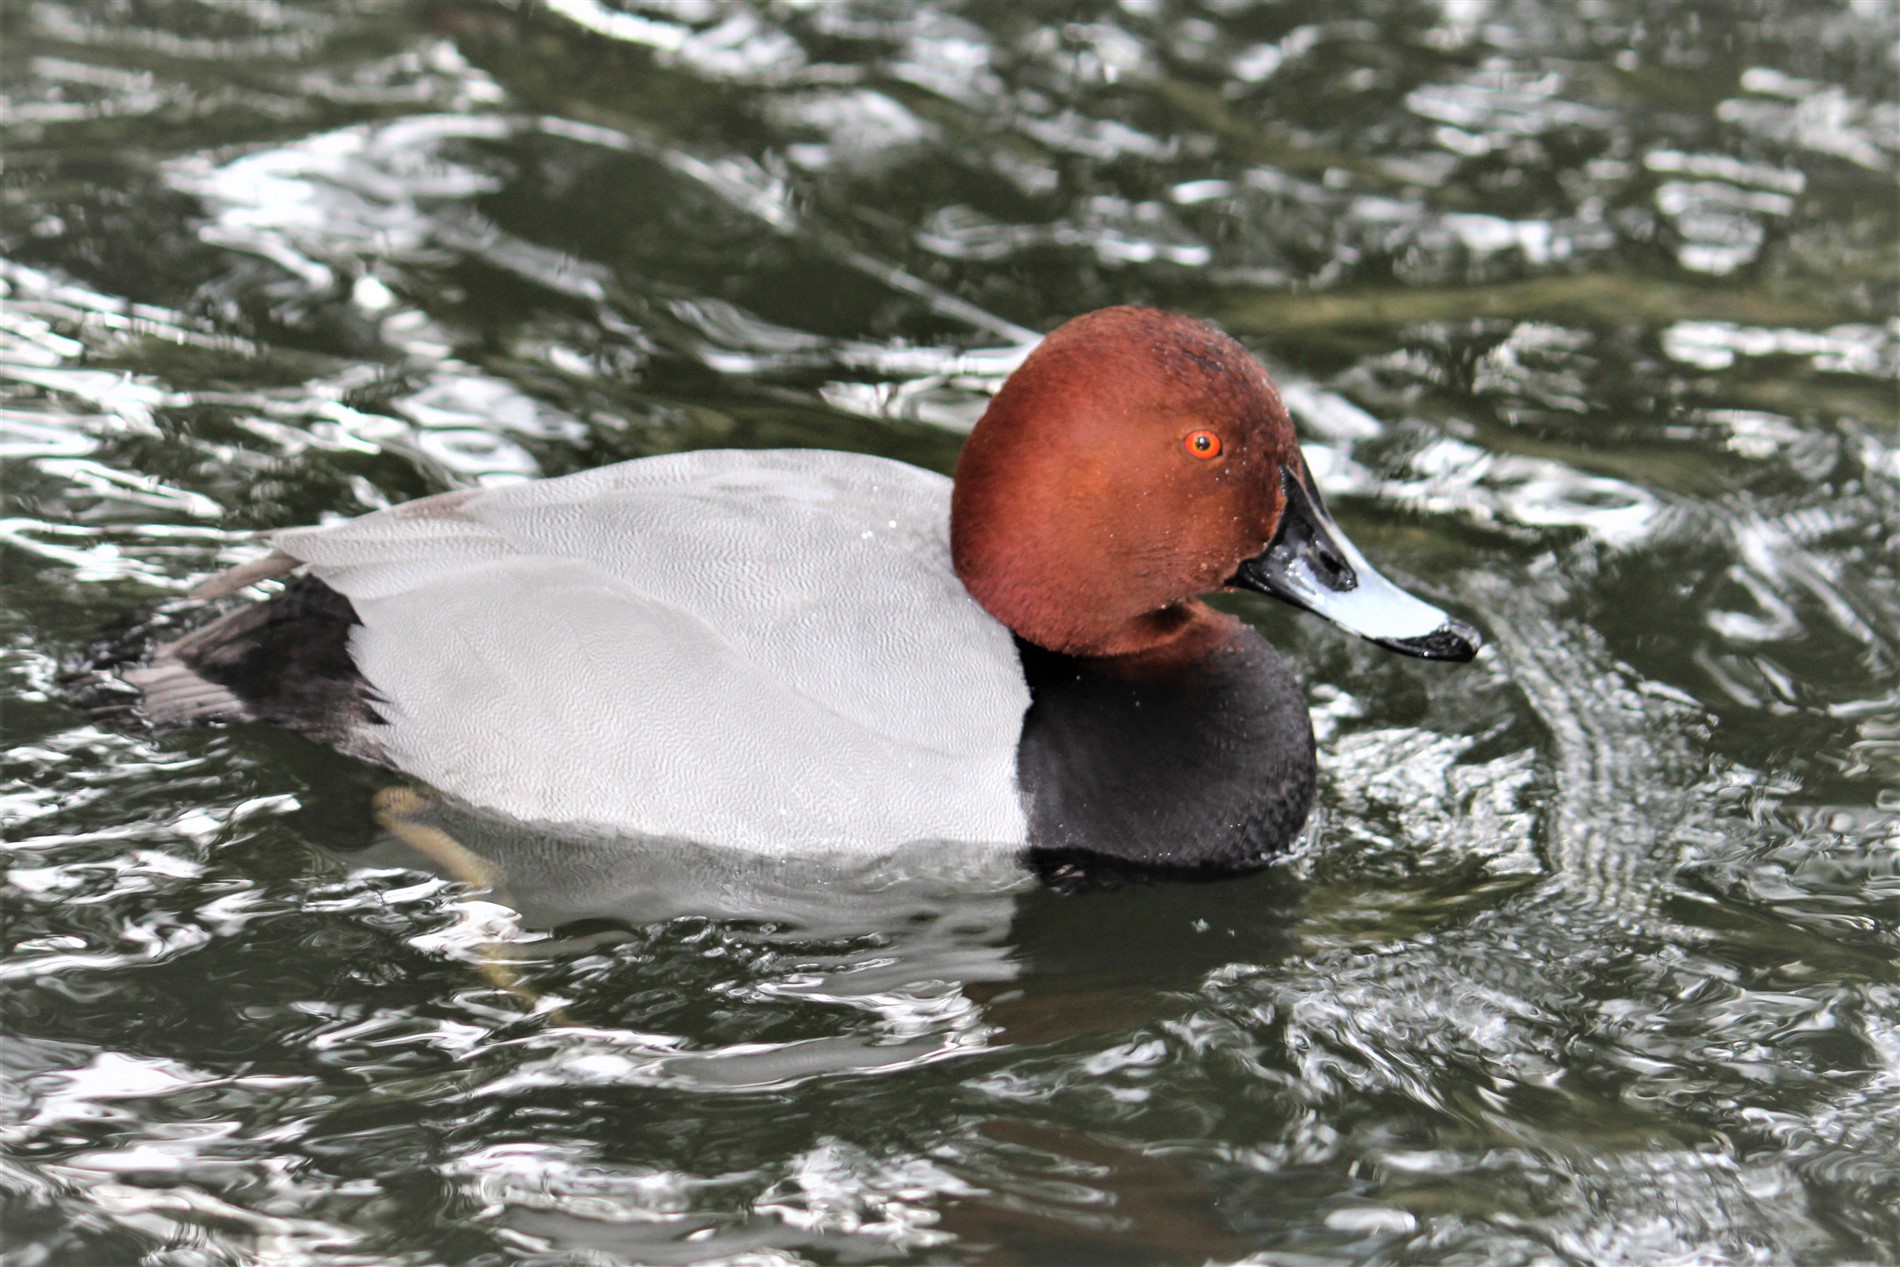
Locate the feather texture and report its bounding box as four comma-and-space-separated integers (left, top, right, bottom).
269, 450, 1031, 851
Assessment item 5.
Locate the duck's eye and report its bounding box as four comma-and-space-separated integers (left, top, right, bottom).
1185, 430, 1223, 459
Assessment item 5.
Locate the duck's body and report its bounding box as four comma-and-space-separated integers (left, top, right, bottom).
140, 451, 1030, 851
119, 308, 1477, 872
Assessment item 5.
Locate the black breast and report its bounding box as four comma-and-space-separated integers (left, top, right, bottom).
1015, 628, 1316, 877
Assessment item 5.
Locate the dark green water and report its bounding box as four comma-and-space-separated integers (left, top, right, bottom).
3, 2, 1897, 1263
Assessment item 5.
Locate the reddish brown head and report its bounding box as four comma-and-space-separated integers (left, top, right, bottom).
951, 307, 1296, 659
952, 306, 1483, 666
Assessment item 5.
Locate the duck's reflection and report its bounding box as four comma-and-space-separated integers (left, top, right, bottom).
320, 789, 1302, 1067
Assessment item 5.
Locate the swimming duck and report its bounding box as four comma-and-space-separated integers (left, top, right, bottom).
122, 307, 1479, 872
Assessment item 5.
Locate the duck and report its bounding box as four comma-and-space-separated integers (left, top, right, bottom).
118, 307, 1480, 874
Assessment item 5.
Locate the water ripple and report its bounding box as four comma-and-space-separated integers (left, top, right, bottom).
4, 2, 1898, 1262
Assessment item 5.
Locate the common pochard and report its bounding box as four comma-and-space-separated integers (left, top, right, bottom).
120, 307, 1480, 873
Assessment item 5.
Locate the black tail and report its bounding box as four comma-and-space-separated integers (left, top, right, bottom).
74, 576, 384, 754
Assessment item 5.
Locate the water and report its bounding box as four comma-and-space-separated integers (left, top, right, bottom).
2, 1, 1896, 1263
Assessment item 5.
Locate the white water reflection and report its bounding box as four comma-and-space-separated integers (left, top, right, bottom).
768, 89, 935, 173
1654, 179, 1796, 276
1339, 436, 1665, 548
1406, 67, 1613, 151
1722, 68, 1900, 172
164, 114, 513, 293
398, 371, 590, 482
919, 196, 1211, 268
541, 0, 807, 84
1663, 319, 1899, 375
0, 260, 248, 369
1644, 146, 1807, 278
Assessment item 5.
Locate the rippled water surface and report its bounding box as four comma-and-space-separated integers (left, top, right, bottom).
4, 2, 1898, 1263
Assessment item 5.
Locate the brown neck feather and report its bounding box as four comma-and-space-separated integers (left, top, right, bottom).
1083, 603, 1247, 678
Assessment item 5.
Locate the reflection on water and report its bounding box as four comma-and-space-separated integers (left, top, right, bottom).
3, 1, 1897, 1263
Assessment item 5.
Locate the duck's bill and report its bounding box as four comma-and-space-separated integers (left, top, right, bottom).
1231, 462, 1482, 662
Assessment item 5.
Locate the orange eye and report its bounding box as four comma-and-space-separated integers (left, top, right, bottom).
1185, 430, 1223, 459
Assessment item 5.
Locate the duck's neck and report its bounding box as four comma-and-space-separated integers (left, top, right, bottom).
1075, 602, 1247, 679
1013, 611, 1316, 880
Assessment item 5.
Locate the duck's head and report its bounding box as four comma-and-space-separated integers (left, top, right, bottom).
952, 306, 1481, 663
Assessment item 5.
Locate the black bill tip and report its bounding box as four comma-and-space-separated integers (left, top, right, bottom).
1377, 617, 1482, 662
